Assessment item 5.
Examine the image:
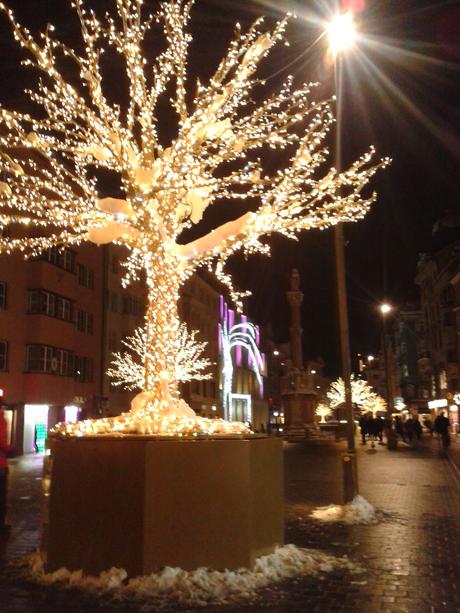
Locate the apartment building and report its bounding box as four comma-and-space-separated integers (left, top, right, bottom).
0, 243, 104, 453
415, 240, 460, 398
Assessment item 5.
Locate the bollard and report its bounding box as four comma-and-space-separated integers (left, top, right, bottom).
387, 429, 398, 450
342, 452, 358, 503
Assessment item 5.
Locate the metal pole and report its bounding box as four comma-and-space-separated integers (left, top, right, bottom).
382, 314, 397, 449
335, 223, 355, 455
333, 54, 358, 502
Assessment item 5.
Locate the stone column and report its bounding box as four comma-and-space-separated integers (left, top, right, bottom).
286, 269, 304, 370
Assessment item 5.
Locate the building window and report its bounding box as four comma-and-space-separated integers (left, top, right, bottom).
0, 341, 8, 370
75, 309, 93, 334
208, 380, 216, 398
57, 297, 71, 321
75, 356, 93, 382
0, 282, 6, 309
35, 246, 75, 272
76, 263, 94, 289
44, 292, 56, 317
26, 344, 74, 376
27, 290, 72, 322
122, 294, 142, 316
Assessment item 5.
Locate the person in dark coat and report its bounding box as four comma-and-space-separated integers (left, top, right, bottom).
359, 413, 370, 444
434, 412, 450, 450
413, 416, 423, 441
404, 416, 414, 443
395, 416, 406, 442
0, 409, 11, 532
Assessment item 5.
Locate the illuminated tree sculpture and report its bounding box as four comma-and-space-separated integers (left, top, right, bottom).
362, 393, 387, 416
327, 375, 384, 415
315, 403, 332, 423
107, 323, 212, 391
0, 0, 387, 435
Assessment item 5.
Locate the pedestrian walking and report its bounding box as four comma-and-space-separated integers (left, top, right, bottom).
359, 413, 370, 445
434, 411, 450, 451
404, 416, 414, 443
395, 416, 406, 442
0, 408, 12, 533
375, 416, 384, 443
413, 416, 423, 441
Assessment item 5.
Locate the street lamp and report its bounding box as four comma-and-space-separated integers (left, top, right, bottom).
327, 11, 358, 502
379, 303, 398, 449
327, 13, 357, 56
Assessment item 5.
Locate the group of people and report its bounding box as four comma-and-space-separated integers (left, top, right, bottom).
359, 410, 453, 451
358, 413, 386, 445
394, 415, 423, 443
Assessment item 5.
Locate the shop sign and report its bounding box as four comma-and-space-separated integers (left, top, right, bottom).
427, 398, 448, 409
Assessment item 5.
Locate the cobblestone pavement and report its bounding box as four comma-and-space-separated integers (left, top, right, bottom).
1, 436, 460, 612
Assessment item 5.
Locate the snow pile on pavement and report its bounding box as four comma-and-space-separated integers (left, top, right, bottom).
24, 545, 362, 607
310, 495, 379, 525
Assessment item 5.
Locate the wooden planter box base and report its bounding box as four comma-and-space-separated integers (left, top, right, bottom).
42, 436, 284, 577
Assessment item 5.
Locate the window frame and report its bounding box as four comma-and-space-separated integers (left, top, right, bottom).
0, 340, 8, 371
0, 282, 7, 309
26, 344, 74, 377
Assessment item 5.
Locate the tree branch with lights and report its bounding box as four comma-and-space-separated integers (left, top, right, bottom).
0, 0, 388, 436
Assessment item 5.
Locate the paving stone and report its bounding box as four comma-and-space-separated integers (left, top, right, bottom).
1, 438, 460, 611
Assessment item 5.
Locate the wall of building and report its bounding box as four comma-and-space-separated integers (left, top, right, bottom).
102, 245, 146, 416
0, 243, 104, 452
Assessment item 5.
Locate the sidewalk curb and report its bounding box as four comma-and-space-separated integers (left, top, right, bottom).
445, 450, 460, 488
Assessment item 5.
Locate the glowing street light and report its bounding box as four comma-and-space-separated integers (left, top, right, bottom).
327, 12, 357, 56
367, 354, 374, 364
380, 303, 392, 315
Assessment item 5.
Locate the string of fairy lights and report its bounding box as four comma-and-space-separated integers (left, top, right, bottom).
0, 0, 388, 436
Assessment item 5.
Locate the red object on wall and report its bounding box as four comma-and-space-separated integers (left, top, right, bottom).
341, 0, 365, 13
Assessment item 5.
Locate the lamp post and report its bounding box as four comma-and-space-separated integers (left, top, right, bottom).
327, 12, 358, 501
380, 303, 398, 449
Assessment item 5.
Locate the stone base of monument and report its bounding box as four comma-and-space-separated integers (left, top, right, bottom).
41, 436, 283, 577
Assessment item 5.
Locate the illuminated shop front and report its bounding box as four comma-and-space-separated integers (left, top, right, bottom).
23, 404, 49, 454
22, 403, 81, 454
450, 394, 460, 434
219, 297, 268, 430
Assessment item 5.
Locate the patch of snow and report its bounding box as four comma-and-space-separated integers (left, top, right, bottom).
310, 495, 379, 525
23, 545, 362, 607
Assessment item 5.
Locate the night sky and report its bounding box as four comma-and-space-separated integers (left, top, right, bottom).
0, 0, 459, 375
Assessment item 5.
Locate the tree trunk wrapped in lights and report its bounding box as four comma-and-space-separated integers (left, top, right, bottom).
0, 0, 388, 436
